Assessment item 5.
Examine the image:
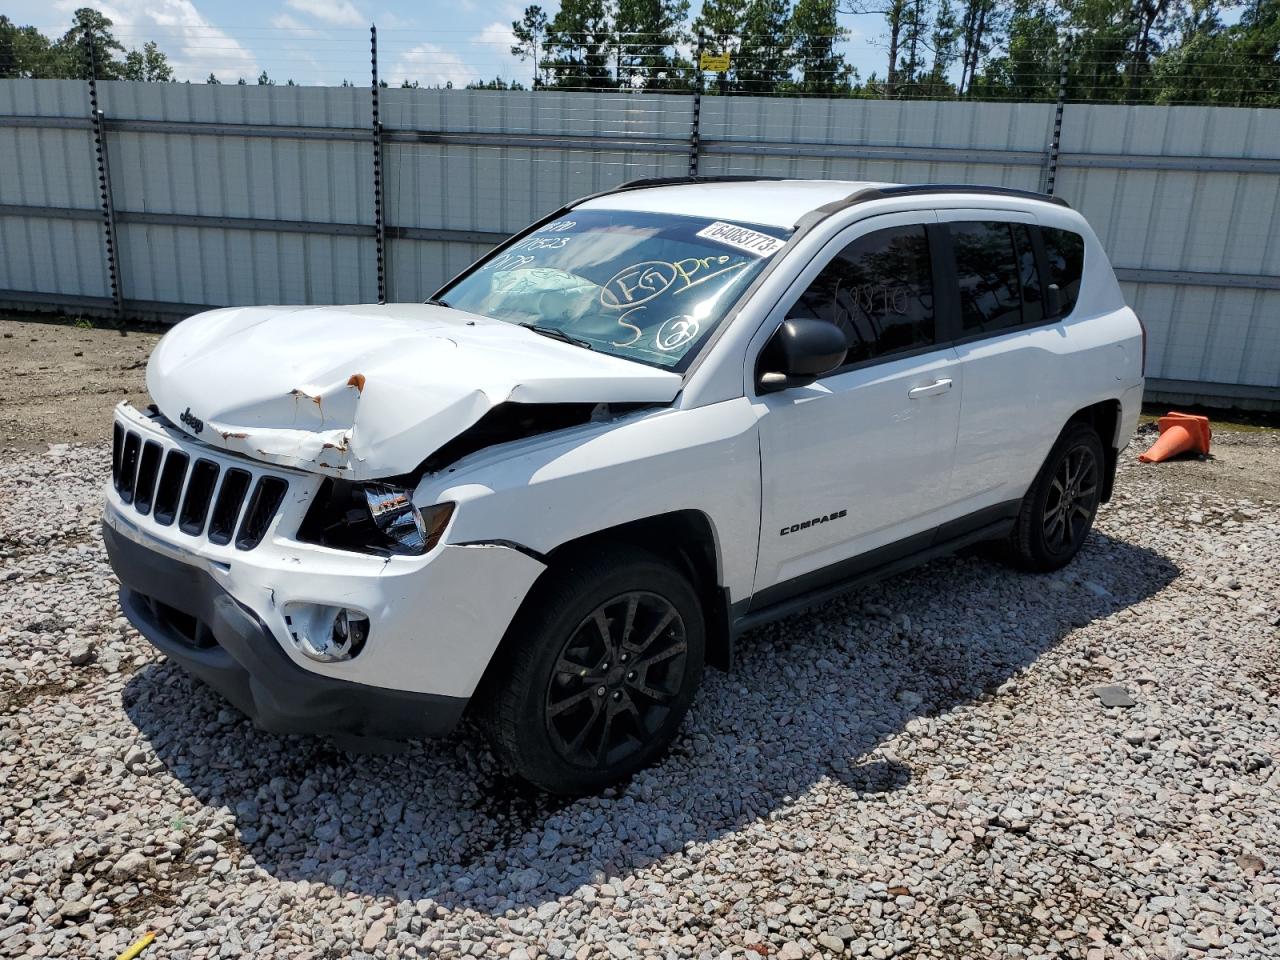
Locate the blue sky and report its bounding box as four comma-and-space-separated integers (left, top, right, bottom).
7, 0, 889, 87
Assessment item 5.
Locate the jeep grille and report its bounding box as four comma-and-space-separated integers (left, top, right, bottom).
112, 423, 288, 551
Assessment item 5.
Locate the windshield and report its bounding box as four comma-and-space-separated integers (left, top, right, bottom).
436, 210, 793, 370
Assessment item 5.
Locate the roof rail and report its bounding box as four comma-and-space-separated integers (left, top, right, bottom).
615, 175, 788, 192
844, 183, 1070, 208
573, 175, 788, 207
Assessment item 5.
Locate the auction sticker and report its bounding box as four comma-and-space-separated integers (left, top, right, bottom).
695, 221, 786, 257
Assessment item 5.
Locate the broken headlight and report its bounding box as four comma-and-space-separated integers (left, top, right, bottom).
363, 484, 454, 556
297, 479, 454, 557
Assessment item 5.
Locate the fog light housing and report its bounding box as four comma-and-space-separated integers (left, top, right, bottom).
284, 604, 370, 662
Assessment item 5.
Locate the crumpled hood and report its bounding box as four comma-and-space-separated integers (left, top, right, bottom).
147, 303, 682, 479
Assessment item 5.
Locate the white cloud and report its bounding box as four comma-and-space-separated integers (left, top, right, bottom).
389, 42, 477, 89
467, 21, 532, 84
269, 13, 310, 32
474, 21, 515, 52
285, 0, 366, 28
52, 0, 260, 83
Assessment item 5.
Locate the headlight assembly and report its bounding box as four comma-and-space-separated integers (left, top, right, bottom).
297, 479, 454, 557
363, 484, 454, 556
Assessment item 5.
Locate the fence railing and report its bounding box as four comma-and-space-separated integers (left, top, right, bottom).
1, 66, 1278, 407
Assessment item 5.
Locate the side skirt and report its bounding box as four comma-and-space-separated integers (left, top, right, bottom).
730, 500, 1020, 639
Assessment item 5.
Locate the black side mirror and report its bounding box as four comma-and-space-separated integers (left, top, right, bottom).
1045, 282, 1063, 318
757, 318, 848, 394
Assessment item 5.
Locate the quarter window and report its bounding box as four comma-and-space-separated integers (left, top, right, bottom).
789, 225, 935, 366
951, 221, 1024, 334
1042, 227, 1085, 317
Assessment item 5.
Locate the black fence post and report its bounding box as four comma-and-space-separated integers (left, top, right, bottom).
86, 30, 123, 319
371, 24, 388, 304
688, 32, 704, 178
1045, 45, 1070, 197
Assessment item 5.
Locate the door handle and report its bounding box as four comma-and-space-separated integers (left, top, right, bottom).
908, 378, 953, 399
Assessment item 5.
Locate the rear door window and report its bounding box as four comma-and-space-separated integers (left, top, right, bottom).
950, 221, 1023, 334
789, 224, 936, 367
1041, 227, 1086, 317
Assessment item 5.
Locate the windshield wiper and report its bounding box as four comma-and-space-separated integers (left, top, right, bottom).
425, 297, 450, 307
519, 322, 594, 350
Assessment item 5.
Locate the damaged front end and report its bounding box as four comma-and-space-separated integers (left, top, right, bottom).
146, 302, 683, 482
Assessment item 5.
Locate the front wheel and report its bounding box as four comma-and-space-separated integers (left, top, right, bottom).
480, 545, 705, 795
1003, 421, 1105, 572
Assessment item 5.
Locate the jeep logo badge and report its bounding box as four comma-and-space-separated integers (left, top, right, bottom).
180, 407, 205, 435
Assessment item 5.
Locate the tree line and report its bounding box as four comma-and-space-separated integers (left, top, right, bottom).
3, 2, 1276, 105
511, 0, 1279, 105
1, 9, 174, 82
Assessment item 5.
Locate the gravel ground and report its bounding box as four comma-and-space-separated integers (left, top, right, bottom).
1, 427, 1278, 960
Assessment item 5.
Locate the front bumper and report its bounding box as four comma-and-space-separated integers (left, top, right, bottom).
104, 400, 549, 734
105, 522, 468, 739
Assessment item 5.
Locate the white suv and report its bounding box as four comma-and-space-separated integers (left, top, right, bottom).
103, 178, 1145, 794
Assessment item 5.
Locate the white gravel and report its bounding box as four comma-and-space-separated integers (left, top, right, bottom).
1, 435, 1278, 960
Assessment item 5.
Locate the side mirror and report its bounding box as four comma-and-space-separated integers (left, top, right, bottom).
1045, 282, 1063, 318
757, 318, 848, 394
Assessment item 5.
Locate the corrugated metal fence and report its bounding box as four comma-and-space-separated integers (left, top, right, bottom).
2, 79, 1277, 407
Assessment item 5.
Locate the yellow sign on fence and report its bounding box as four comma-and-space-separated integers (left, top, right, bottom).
699, 52, 731, 72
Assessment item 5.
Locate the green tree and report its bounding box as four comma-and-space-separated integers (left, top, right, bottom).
57, 8, 127, 79
257, 70, 274, 85
897, 0, 930, 94
956, 0, 1003, 95
511, 5, 550, 87
0, 16, 61, 78
737, 0, 795, 94
840, 0, 907, 95
613, 0, 690, 88
790, 0, 852, 93
693, 0, 743, 90
543, 0, 614, 88
467, 76, 528, 89
122, 41, 173, 82
973, 0, 1062, 100
924, 0, 960, 95
206, 72, 221, 84
1150, 0, 1280, 105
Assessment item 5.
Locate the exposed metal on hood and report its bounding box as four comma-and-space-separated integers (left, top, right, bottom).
147, 303, 684, 480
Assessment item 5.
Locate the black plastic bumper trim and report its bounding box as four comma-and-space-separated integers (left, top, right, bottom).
102, 522, 467, 741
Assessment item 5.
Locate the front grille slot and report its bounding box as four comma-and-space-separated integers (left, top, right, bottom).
117, 431, 141, 503
236, 476, 289, 551
133, 441, 163, 516
178, 459, 220, 535
207, 468, 251, 545
112, 423, 123, 486
152, 451, 189, 526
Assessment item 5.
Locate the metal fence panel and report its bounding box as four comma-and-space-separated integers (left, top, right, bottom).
1, 80, 1277, 404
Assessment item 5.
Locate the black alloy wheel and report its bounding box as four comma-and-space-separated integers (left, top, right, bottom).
1042, 442, 1101, 556
1004, 420, 1107, 572
545, 591, 689, 769
480, 545, 705, 795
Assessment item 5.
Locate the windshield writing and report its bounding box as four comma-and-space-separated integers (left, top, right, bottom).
437, 210, 793, 369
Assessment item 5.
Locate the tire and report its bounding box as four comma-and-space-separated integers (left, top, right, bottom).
1003, 421, 1106, 573
479, 544, 706, 795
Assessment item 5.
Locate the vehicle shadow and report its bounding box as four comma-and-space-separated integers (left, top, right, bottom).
122, 529, 1178, 913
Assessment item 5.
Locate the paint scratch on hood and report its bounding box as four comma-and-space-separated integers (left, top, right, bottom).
146, 303, 683, 480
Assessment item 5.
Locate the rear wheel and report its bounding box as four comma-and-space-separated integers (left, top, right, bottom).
1004, 421, 1105, 572
480, 545, 705, 795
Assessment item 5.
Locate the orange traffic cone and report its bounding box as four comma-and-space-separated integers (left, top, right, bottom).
1137, 411, 1211, 463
